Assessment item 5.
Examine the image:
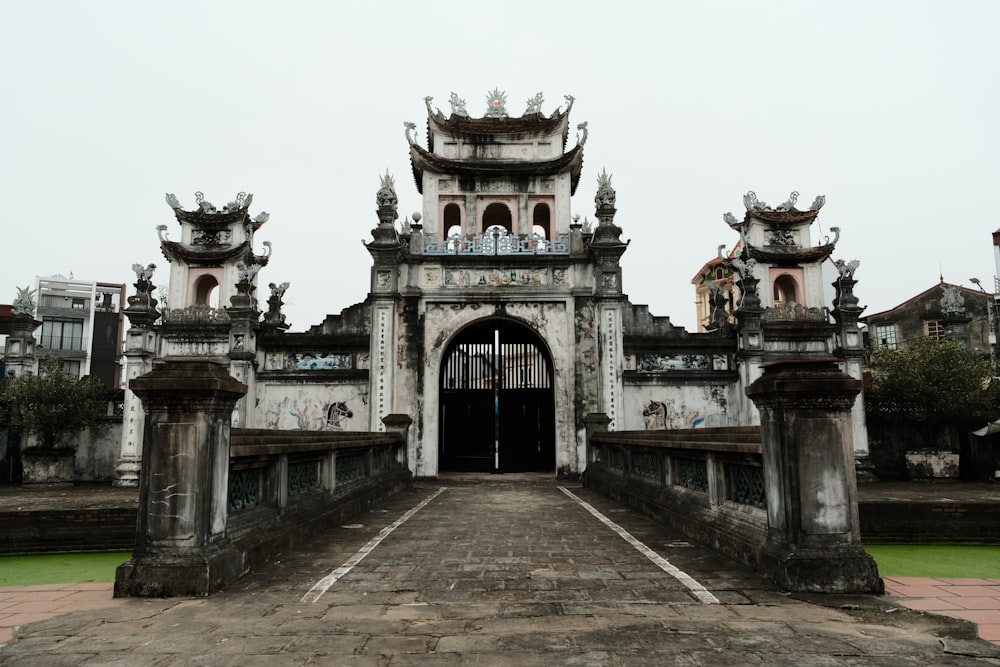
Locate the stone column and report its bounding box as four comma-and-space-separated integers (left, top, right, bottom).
3, 313, 41, 378
115, 268, 161, 487
746, 360, 882, 593
115, 327, 158, 487
115, 360, 247, 597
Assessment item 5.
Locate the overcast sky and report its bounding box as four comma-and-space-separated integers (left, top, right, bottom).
3, 1, 997, 331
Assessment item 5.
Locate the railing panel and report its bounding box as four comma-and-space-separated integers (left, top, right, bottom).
228, 467, 263, 513
288, 459, 321, 495
726, 462, 766, 509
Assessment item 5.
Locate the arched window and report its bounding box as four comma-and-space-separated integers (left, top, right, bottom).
715, 267, 724, 280
194, 274, 219, 307
772, 274, 798, 305
443, 203, 462, 239
482, 202, 512, 233
531, 203, 551, 240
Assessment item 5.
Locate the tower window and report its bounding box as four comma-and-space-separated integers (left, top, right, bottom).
482, 202, 512, 233
194, 274, 220, 307
772, 274, 798, 304
443, 203, 462, 238
531, 203, 551, 239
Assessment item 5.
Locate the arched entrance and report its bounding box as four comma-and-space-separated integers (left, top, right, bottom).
439, 318, 555, 472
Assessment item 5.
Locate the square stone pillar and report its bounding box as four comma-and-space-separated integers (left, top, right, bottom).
115, 360, 247, 597
746, 360, 882, 593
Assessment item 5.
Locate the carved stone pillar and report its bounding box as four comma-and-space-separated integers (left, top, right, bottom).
746, 360, 882, 593
115, 327, 158, 487
115, 360, 247, 597
3, 313, 41, 378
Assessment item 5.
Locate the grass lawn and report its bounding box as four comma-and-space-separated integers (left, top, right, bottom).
0, 552, 131, 587
865, 545, 1000, 579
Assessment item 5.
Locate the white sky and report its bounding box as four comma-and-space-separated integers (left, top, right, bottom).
3, 1, 997, 330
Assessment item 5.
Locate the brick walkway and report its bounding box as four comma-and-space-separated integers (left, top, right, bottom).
0, 583, 126, 646
884, 577, 1000, 645
1, 478, 999, 664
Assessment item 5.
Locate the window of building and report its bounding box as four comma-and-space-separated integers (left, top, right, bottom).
62, 360, 82, 377
874, 323, 898, 349
715, 267, 725, 280
193, 274, 219, 307
482, 202, 512, 232
772, 274, 798, 304
40, 318, 84, 351
531, 203, 550, 239
443, 203, 461, 238
925, 320, 943, 340
71, 297, 86, 310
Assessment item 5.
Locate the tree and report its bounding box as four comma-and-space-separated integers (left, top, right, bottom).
866, 338, 1000, 429
1, 357, 108, 453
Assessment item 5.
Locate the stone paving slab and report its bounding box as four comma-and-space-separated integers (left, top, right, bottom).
1, 476, 999, 665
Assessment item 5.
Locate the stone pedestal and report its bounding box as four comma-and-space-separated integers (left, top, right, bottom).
382, 414, 412, 467
115, 360, 247, 597
746, 360, 882, 593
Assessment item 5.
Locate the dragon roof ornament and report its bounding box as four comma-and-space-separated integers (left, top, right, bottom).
164, 191, 260, 216
743, 190, 826, 214
524, 92, 544, 115
12, 286, 37, 316
449, 92, 468, 117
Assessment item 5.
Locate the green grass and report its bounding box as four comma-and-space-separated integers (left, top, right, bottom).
865, 545, 1000, 579
0, 552, 131, 587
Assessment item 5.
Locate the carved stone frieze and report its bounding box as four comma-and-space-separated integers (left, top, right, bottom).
443, 268, 548, 288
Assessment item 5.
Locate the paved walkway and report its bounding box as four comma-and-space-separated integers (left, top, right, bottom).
1, 477, 999, 665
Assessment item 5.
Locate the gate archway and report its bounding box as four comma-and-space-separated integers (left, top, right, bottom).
439, 319, 555, 473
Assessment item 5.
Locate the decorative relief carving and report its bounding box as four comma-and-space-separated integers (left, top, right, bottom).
443, 268, 547, 287
763, 303, 829, 321
376, 271, 392, 288
552, 268, 567, 285
474, 179, 518, 193
438, 178, 454, 192
638, 354, 710, 372
265, 351, 353, 371
602, 273, 618, 289
423, 268, 441, 286
766, 228, 795, 246
604, 311, 619, 427
940, 284, 966, 315
192, 230, 232, 246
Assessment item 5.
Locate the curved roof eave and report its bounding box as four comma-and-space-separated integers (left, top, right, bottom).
160, 240, 269, 266
744, 243, 835, 264
409, 143, 584, 195
425, 110, 570, 153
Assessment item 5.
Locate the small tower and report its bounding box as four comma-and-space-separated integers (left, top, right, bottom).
407, 90, 583, 245
728, 191, 838, 422
157, 192, 270, 427
160, 192, 268, 312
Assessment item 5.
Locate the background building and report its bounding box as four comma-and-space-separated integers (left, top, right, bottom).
863, 280, 993, 359
33, 277, 126, 389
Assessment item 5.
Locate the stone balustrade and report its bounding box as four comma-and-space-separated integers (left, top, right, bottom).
584, 425, 769, 566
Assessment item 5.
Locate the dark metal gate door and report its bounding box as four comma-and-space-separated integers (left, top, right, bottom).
440, 320, 555, 473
